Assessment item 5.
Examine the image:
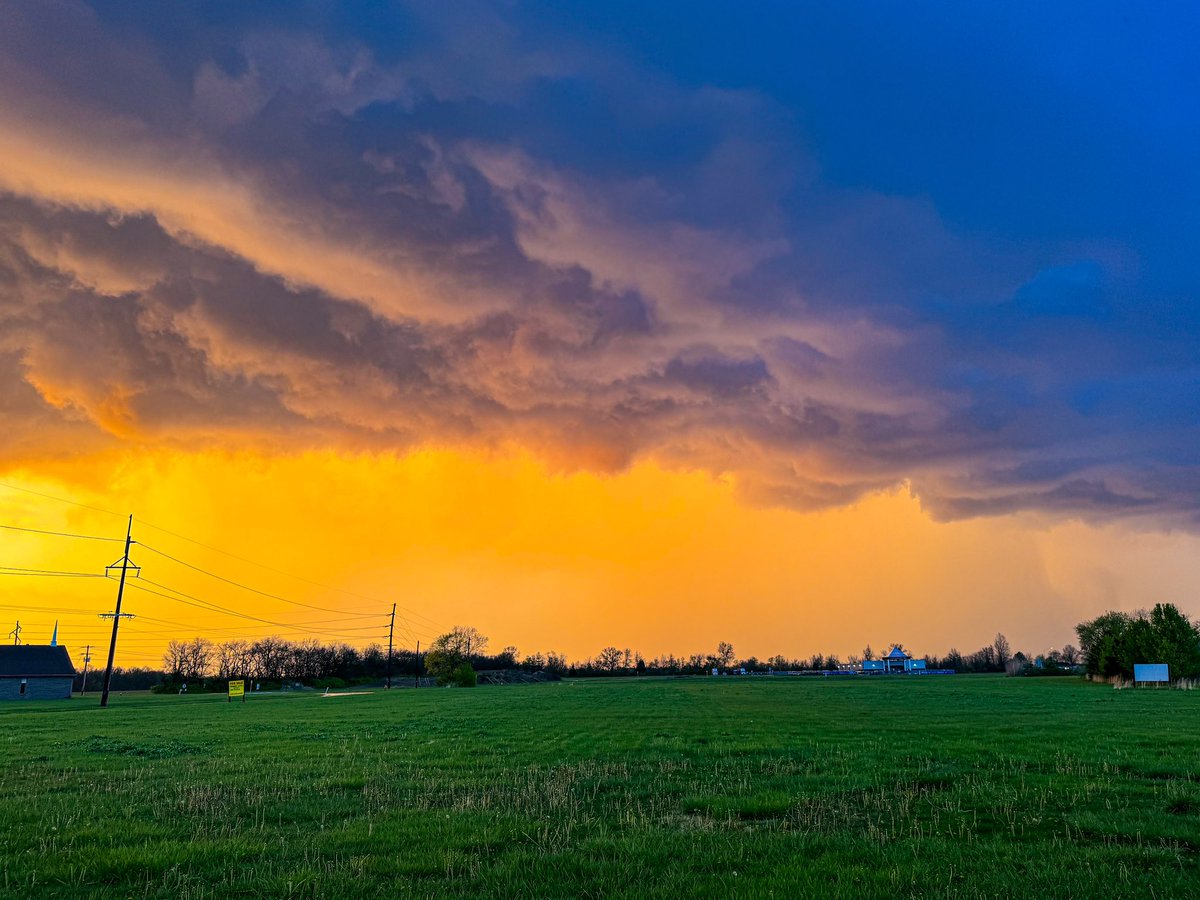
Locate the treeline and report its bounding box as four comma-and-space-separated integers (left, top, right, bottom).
566, 635, 1081, 677
1076, 603, 1200, 680
146, 604, 1200, 691
157, 634, 528, 687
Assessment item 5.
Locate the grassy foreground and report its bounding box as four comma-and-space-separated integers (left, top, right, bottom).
1, 676, 1198, 898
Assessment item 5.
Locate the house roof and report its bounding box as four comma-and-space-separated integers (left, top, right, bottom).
885, 645, 910, 659
0, 645, 76, 677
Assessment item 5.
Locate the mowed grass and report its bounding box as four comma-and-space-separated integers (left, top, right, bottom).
2, 677, 1199, 898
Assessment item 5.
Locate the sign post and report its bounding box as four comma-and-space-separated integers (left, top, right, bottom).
228, 679, 245, 703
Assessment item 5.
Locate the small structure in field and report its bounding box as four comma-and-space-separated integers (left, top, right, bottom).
0, 645, 77, 700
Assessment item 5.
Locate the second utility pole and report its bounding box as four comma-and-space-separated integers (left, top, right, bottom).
100, 515, 134, 709
386, 603, 396, 688
79, 645, 92, 696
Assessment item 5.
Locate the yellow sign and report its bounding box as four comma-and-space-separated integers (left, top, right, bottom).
228, 680, 245, 699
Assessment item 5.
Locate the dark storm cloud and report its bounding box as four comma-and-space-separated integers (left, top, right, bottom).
0, 0, 1197, 524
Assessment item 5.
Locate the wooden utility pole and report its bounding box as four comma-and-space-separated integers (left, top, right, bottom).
100, 515, 134, 709
79, 645, 92, 695
7, 620, 20, 645
386, 603, 396, 688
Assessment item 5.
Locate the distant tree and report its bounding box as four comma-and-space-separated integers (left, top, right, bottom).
622, 648, 633, 670
425, 626, 490, 683
496, 645, 519, 668
162, 640, 188, 679
716, 642, 735, 668
636, 657, 647, 676
994, 633, 1012, 669
1076, 611, 1133, 677
1148, 603, 1200, 679
1058, 644, 1081, 666
247, 637, 291, 681
862, 644, 875, 661
597, 646, 623, 672
215, 640, 250, 679
1076, 605, 1200, 680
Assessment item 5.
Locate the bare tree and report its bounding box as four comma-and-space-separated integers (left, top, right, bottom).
994, 633, 1012, 669
162, 640, 188, 678
1058, 643, 1080, 666
216, 640, 250, 679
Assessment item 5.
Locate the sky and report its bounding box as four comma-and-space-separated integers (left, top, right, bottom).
1, 1, 1199, 665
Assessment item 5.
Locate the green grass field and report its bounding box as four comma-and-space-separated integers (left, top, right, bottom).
2, 676, 1198, 898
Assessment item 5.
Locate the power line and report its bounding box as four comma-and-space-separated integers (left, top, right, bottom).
0, 567, 105, 578
0, 480, 124, 519
0, 522, 123, 542
137, 543, 387, 619
134, 515, 447, 631
124, 578, 391, 641
1, 482, 445, 637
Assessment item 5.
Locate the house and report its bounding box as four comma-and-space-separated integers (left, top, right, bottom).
0, 645, 77, 700
862, 659, 886, 673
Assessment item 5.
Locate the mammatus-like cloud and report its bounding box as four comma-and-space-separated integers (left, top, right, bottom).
0, 1, 1197, 525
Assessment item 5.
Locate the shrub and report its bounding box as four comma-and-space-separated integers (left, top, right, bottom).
446, 663, 477, 688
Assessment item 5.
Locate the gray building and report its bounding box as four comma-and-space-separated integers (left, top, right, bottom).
0, 645, 77, 700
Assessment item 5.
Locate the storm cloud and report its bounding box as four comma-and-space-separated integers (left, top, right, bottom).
0, 0, 1197, 525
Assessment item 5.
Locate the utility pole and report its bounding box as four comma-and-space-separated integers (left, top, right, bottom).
386, 603, 396, 688
7, 621, 20, 645
100, 515, 136, 709
79, 645, 92, 695
414, 639, 421, 689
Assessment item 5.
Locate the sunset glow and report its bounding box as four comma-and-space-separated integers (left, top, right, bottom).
2, 3, 1198, 666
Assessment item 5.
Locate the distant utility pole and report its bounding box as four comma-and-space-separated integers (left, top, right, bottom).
100, 515, 137, 709
414, 639, 421, 689
7, 620, 20, 645
386, 603, 396, 689
79, 645, 92, 695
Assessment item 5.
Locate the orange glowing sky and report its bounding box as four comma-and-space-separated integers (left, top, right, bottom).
5, 451, 1200, 666
2, 3, 1199, 668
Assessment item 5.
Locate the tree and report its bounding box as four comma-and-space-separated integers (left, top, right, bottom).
1076, 605, 1200, 680
1149, 603, 1200, 679
716, 641, 735, 668
425, 626, 490, 683
862, 644, 875, 661
162, 640, 188, 679
496, 645, 519, 668
1058, 644, 1081, 666
994, 633, 1012, 669
162, 638, 213, 681
597, 646, 623, 672
216, 640, 250, 679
